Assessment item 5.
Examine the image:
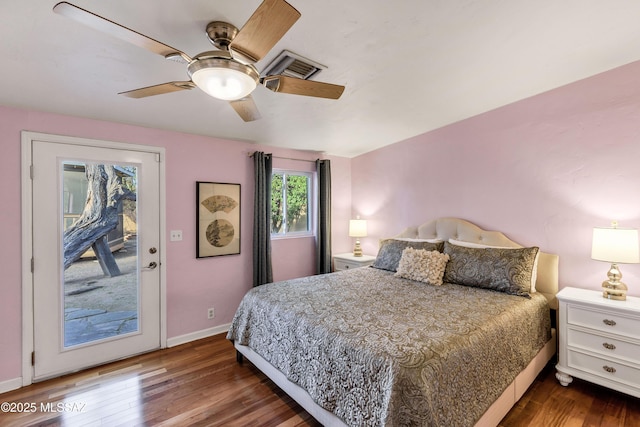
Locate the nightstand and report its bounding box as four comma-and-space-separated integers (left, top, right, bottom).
333, 253, 376, 271
555, 287, 640, 398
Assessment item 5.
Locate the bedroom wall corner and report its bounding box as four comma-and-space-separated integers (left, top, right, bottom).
327, 155, 353, 256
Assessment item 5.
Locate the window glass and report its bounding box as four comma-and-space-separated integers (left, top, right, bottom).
271, 170, 312, 237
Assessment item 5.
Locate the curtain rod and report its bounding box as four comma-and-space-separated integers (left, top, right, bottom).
247, 151, 318, 164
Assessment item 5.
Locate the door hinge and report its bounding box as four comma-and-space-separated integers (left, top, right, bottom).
30, 164, 34, 179
31, 258, 34, 273
31, 351, 35, 366
155, 153, 161, 163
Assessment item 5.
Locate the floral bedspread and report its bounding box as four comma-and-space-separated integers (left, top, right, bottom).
227, 267, 551, 426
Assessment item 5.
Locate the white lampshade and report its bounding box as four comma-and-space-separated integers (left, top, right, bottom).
591, 226, 640, 264
349, 219, 368, 238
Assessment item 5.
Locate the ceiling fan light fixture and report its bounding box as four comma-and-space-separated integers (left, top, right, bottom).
188, 57, 259, 101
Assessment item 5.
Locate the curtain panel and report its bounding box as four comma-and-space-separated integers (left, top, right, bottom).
316, 159, 332, 274
253, 152, 273, 286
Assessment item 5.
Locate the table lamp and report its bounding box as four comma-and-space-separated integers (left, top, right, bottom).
591, 222, 640, 300
349, 218, 367, 257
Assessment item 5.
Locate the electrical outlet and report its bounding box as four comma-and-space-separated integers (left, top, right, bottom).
207, 307, 215, 319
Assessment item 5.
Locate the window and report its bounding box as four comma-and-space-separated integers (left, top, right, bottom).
271, 170, 313, 237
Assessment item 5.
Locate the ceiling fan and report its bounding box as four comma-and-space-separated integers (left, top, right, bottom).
52, 0, 345, 122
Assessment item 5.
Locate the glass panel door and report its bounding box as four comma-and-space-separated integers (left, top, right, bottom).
31, 139, 161, 381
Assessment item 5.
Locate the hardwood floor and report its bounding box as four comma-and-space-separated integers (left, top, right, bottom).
1, 333, 638, 426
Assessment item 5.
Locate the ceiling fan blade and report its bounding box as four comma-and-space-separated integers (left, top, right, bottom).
229, 0, 300, 64
229, 96, 262, 122
119, 81, 196, 98
53, 2, 192, 63
262, 75, 345, 99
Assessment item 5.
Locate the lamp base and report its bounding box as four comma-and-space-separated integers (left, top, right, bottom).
602, 263, 627, 301
602, 280, 628, 301
353, 240, 363, 257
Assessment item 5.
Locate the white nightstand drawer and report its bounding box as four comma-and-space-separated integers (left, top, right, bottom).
567, 328, 640, 364
332, 253, 376, 272
334, 259, 359, 271
568, 305, 640, 340
568, 349, 640, 387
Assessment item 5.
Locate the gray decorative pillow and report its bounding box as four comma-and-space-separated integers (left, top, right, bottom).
442, 242, 539, 298
395, 248, 450, 285
372, 239, 444, 272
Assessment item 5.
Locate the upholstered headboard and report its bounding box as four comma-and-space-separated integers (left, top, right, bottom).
395, 218, 559, 309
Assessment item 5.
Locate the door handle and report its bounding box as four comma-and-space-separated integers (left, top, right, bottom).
143, 261, 158, 270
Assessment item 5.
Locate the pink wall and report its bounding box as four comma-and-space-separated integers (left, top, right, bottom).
0, 106, 351, 385
5, 58, 640, 387
352, 60, 640, 296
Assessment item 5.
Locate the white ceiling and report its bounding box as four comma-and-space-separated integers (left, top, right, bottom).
3, 1, 640, 158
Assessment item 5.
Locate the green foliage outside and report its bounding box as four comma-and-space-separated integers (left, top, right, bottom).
271, 172, 309, 234
119, 166, 137, 192
271, 173, 284, 233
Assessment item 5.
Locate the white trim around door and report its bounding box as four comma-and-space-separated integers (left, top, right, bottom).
21, 131, 167, 386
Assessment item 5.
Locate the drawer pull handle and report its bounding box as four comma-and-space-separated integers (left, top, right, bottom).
602, 343, 616, 350
602, 319, 617, 326
602, 365, 617, 374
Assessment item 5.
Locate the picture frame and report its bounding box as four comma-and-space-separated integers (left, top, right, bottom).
196, 181, 241, 258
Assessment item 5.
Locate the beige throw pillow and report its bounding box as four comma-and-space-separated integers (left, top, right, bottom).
394, 247, 450, 286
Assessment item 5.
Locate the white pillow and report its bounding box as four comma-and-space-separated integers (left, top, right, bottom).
447, 238, 539, 293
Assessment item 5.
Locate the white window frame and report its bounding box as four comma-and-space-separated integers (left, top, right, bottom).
271, 169, 315, 239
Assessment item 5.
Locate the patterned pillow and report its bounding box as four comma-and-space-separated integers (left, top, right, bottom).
372, 239, 445, 272
395, 248, 450, 286
448, 239, 540, 293
442, 242, 539, 298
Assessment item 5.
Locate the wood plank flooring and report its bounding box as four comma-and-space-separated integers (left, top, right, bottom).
1, 333, 638, 426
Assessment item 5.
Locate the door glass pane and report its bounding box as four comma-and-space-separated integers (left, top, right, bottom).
62, 162, 139, 347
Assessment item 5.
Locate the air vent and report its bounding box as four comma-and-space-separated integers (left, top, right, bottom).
261, 50, 326, 80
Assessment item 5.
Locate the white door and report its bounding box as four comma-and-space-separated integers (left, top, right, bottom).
30, 139, 162, 381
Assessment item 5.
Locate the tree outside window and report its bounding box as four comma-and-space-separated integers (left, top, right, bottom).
271, 170, 313, 237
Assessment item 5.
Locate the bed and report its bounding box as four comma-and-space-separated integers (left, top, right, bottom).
227, 218, 559, 426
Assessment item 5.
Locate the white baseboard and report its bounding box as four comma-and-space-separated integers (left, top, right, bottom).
0, 377, 23, 394
166, 323, 231, 348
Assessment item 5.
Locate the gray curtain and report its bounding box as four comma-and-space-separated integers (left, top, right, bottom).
316, 159, 332, 274
253, 152, 273, 286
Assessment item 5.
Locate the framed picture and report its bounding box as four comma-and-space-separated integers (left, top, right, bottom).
196, 181, 241, 258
